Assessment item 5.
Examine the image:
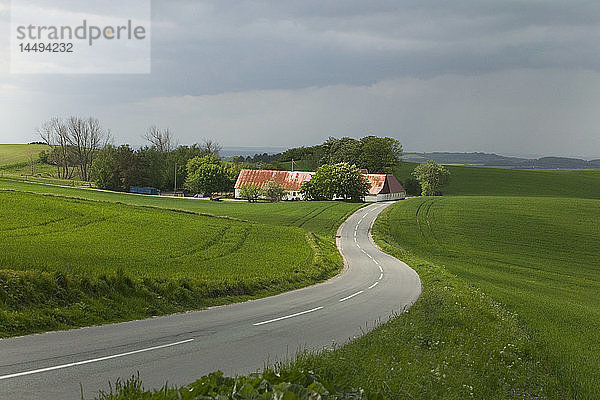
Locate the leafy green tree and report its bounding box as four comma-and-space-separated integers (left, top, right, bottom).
357, 136, 403, 173
239, 183, 262, 202
300, 164, 336, 200
185, 156, 231, 196
412, 160, 450, 196
91, 145, 119, 190
301, 162, 369, 202
331, 162, 371, 201
319, 137, 361, 165
261, 179, 286, 202
401, 176, 421, 196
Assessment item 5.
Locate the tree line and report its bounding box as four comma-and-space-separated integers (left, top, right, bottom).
278, 136, 403, 173
36, 116, 449, 197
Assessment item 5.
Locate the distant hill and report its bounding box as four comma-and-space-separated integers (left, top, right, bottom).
403, 152, 600, 169
0, 144, 47, 167
394, 162, 600, 199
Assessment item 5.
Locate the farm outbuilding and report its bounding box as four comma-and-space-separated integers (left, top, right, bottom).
234, 169, 315, 200
363, 174, 406, 202
234, 169, 406, 202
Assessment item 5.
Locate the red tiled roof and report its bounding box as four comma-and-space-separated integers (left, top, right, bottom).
235, 169, 314, 191
363, 174, 387, 195
235, 169, 406, 195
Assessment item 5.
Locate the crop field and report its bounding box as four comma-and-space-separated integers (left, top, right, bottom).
0, 191, 315, 279
368, 196, 599, 398
0, 144, 47, 166
0, 179, 363, 236
394, 162, 600, 199
0, 190, 351, 337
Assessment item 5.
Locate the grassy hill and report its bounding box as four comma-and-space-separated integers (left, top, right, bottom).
365, 196, 599, 398
395, 162, 600, 199
0, 188, 363, 337
0, 144, 46, 166
0, 179, 361, 236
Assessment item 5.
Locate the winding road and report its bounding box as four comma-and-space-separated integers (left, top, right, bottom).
0, 201, 421, 400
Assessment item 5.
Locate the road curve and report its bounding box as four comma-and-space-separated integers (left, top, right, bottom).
0, 202, 421, 400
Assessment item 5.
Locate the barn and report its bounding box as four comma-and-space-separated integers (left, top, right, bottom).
235, 169, 406, 202
363, 174, 407, 202
234, 169, 314, 200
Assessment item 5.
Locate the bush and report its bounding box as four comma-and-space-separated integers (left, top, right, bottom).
239, 183, 262, 202
261, 179, 286, 202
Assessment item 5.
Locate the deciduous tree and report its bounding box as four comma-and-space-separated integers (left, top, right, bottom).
301, 162, 369, 202
239, 183, 262, 202
261, 179, 286, 202
412, 160, 450, 196
184, 155, 231, 196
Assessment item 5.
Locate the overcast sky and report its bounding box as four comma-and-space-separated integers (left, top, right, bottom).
1, 0, 599, 158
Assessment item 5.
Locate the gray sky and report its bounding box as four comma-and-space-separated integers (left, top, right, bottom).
1, 0, 599, 158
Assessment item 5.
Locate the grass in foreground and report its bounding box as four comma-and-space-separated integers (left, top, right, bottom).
370, 197, 599, 398
394, 162, 600, 199
92, 243, 565, 400
0, 191, 347, 337
93, 371, 368, 400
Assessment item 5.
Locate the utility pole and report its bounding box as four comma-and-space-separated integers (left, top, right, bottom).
174, 163, 177, 192
291, 158, 294, 172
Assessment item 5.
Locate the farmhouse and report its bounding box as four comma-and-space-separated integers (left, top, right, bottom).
234, 169, 406, 202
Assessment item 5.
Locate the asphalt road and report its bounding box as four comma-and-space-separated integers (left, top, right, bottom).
0, 201, 421, 400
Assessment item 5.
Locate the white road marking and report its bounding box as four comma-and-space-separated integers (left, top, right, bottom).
379, 273, 384, 280
354, 237, 357, 243
0, 339, 195, 381
253, 307, 324, 326
368, 282, 379, 289
378, 265, 384, 273
339, 291, 364, 302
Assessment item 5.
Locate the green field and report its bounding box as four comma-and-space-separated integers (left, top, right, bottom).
0, 191, 316, 279
0, 144, 47, 166
369, 196, 600, 398
0, 179, 361, 235
395, 162, 600, 199
0, 186, 363, 337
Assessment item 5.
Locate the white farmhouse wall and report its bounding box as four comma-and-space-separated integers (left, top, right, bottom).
365, 192, 406, 202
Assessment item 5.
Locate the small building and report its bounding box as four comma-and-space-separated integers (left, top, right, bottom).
363, 174, 406, 202
234, 169, 406, 202
234, 169, 314, 200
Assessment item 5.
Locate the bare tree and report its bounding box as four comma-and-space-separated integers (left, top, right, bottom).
201, 138, 222, 157
38, 117, 109, 181
65, 117, 109, 181
37, 117, 73, 179
144, 125, 175, 152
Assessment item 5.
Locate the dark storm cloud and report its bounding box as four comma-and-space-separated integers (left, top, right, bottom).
1, 0, 599, 158
5, 0, 600, 98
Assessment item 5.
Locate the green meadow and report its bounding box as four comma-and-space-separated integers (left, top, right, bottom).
365, 196, 599, 398
0, 144, 46, 166
0, 179, 362, 235
395, 162, 600, 199
0, 187, 363, 337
